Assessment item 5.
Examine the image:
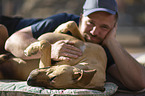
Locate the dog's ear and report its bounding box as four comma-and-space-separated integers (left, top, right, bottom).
73, 69, 96, 87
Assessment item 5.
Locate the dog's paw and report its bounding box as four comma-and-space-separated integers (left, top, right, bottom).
24, 40, 50, 57
54, 23, 69, 33
24, 41, 41, 56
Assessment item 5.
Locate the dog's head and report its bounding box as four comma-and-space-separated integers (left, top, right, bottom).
27, 65, 96, 89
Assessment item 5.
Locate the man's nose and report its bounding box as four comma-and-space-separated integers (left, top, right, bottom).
90, 26, 100, 36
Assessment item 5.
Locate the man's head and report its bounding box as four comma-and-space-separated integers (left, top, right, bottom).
79, 0, 118, 44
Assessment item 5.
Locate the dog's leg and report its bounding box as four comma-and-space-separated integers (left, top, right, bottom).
0, 53, 14, 79
54, 21, 85, 41
39, 40, 51, 68
0, 24, 9, 54
0, 53, 14, 64
24, 40, 51, 68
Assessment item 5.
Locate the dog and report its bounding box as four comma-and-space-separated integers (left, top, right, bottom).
0, 21, 107, 90
25, 21, 107, 90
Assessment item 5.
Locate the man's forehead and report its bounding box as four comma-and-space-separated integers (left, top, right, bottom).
88, 11, 115, 17
83, 13, 116, 28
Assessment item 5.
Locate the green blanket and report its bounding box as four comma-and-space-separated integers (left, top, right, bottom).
0, 80, 118, 96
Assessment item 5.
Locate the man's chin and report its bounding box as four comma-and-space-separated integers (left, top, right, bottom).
84, 35, 102, 44
85, 38, 101, 44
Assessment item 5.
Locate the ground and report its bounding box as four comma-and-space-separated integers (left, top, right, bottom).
114, 31, 145, 95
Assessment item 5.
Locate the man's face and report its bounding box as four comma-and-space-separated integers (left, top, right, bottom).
79, 12, 116, 44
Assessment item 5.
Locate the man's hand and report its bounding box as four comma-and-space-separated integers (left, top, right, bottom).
51, 40, 82, 61
102, 24, 117, 46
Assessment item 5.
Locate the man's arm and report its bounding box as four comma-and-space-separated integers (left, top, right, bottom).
5, 26, 82, 60
103, 25, 145, 91
5, 26, 40, 59
5, 13, 81, 59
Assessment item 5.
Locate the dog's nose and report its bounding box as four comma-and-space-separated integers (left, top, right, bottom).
27, 79, 31, 85
27, 77, 36, 86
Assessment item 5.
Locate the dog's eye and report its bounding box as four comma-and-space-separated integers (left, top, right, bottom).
49, 76, 56, 81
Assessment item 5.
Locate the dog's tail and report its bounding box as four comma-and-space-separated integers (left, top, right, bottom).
0, 53, 14, 64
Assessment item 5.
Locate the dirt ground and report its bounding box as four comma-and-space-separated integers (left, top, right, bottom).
115, 34, 145, 95
117, 34, 145, 58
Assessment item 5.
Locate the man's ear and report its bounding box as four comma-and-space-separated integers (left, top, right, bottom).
79, 13, 83, 29
79, 13, 83, 22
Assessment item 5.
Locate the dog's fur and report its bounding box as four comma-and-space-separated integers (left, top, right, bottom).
0, 21, 107, 90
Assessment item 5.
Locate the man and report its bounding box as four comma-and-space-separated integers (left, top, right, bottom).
4, 0, 145, 91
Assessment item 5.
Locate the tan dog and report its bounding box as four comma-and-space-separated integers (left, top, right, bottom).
0, 21, 107, 90
26, 21, 107, 90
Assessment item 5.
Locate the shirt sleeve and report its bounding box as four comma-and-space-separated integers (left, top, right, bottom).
31, 13, 80, 38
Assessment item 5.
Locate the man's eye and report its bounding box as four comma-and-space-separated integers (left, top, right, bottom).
86, 22, 91, 25
101, 25, 109, 30
87, 21, 94, 26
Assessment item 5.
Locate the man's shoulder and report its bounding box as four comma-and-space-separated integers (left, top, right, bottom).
54, 13, 80, 18
54, 13, 79, 20
50, 13, 80, 25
